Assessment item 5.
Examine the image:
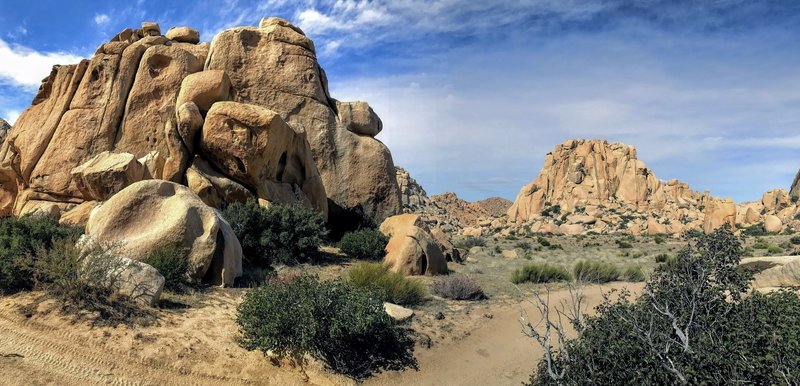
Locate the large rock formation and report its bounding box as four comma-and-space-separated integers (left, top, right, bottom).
0, 19, 400, 230
86, 180, 242, 286
507, 139, 722, 235
379, 214, 447, 276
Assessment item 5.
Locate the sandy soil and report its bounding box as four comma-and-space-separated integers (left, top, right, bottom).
0, 281, 643, 386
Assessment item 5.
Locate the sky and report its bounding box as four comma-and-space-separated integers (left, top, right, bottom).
0, 0, 799, 203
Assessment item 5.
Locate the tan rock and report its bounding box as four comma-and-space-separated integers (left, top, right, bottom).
384, 302, 414, 322
462, 227, 482, 237
703, 199, 736, 233
501, 249, 518, 259
59, 201, 98, 226
185, 156, 253, 209
86, 180, 243, 286
764, 215, 782, 233
740, 256, 800, 290
560, 223, 584, 235
176, 70, 231, 115
200, 102, 327, 217
380, 214, 447, 276
141, 22, 161, 36
335, 101, 382, 137
380, 213, 426, 236
206, 20, 400, 227
744, 207, 761, 224
166, 26, 200, 44
71, 151, 145, 201
762, 189, 790, 213
646, 218, 666, 235
430, 228, 462, 263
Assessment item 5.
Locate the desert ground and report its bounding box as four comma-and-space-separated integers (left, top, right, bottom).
4, 232, 792, 386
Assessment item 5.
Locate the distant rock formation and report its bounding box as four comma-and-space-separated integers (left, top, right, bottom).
791, 169, 800, 200
475, 197, 513, 217
0, 19, 400, 231
0, 118, 9, 143
396, 166, 428, 211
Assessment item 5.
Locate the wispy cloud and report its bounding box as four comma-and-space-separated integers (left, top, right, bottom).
94, 13, 110, 26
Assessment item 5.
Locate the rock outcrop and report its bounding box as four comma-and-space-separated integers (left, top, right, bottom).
379, 214, 447, 276
396, 166, 428, 211
86, 180, 242, 286
791, 169, 800, 201
740, 256, 800, 291
0, 118, 9, 143
0, 18, 400, 231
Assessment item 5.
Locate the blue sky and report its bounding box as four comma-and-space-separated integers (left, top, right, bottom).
1, 0, 799, 203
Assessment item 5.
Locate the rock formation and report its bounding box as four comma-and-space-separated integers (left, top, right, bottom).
0, 19, 400, 232
86, 180, 242, 286
396, 166, 428, 211
0, 118, 9, 143
791, 169, 800, 200
379, 214, 447, 276
475, 197, 513, 217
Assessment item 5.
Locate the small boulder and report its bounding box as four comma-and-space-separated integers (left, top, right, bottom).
380, 214, 448, 276
141, 22, 161, 36
431, 228, 462, 263
764, 215, 783, 233
71, 151, 144, 201
176, 70, 232, 115
166, 26, 200, 44
336, 101, 382, 137
384, 302, 414, 322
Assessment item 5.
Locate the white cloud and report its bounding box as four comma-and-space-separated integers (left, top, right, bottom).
4, 110, 20, 125
0, 39, 83, 88
94, 13, 111, 26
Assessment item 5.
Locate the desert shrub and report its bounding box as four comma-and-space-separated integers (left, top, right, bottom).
615, 239, 633, 249
515, 241, 532, 252
653, 234, 666, 244
512, 263, 571, 284
0, 215, 82, 294
237, 275, 417, 379
528, 227, 800, 385
144, 245, 189, 291
752, 240, 771, 250
541, 204, 561, 218
767, 245, 784, 254
537, 236, 551, 247
654, 253, 672, 263
621, 265, 645, 282
630, 250, 644, 259
338, 228, 389, 260
223, 200, 327, 266
573, 260, 621, 283
32, 238, 152, 324
433, 274, 486, 300
457, 236, 486, 249
791, 236, 800, 245
347, 263, 426, 307
741, 223, 768, 237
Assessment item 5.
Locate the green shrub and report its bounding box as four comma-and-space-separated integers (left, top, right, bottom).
528, 227, 800, 385
767, 245, 783, 254
515, 241, 532, 252
144, 245, 189, 291
338, 229, 389, 260
573, 260, 621, 283
741, 223, 767, 237
751, 240, 770, 249
433, 274, 486, 300
621, 265, 645, 282
541, 205, 561, 218
537, 236, 551, 247
237, 275, 417, 379
347, 263, 426, 307
791, 236, 800, 245
615, 240, 633, 249
223, 200, 327, 266
0, 215, 82, 294
457, 236, 486, 249
654, 253, 672, 264
512, 263, 571, 284
653, 234, 666, 244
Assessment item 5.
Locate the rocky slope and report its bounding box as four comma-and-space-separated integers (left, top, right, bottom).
502, 139, 800, 236
0, 19, 400, 231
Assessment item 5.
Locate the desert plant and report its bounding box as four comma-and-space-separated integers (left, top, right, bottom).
144, 245, 189, 291
537, 236, 551, 247
347, 263, 426, 306
572, 260, 620, 283
237, 275, 417, 379
512, 263, 571, 284
654, 253, 673, 264
223, 200, 327, 266
515, 241, 532, 252
433, 274, 486, 300
767, 245, 784, 254
527, 227, 800, 385
338, 228, 389, 260
458, 236, 486, 249
0, 215, 82, 294
790, 236, 800, 245
615, 239, 633, 249
741, 223, 768, 237
752, 240, 772, 250
621, 265, 645, 282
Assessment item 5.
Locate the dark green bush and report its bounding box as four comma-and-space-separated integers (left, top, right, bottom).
791, 235, 800, 245
0, 215, 82, 294
741, 223, 768, 236
237, 275, 417, 379
537, 236, 551, 247
615, 239, 633, 249
512, 263, 571, 284
457, 236, 486, 249
223, 200, 327, 266
347, 263, 427, 306
515, 241, 532, 251
338, 229, 389, 260
654, 253, 672, 263
528, 227, 800, 385
573, 260, 621, 283
144, 245, 189, 291
433, 274, 486, 300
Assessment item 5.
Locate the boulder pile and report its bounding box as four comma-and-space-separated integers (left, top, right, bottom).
0, 19, 401, 232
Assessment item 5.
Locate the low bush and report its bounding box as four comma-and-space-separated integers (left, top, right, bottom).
433, 274, 486, 300
237, 275, 417, 379
338, 229, 389, 260
512, 263, 571, 284
621, 265, 645, 282
457, 236, 487, 249
615, 240, 633, 249
144, 245, 189, 291
223, 200, 328, 266
573, 260, 620, 283
347, 263, 426, 307
0, 215, 82, 294
767, 245, 783, 254
537, 237, 551, 247
741, 223, 768, 237
515, 241, 532, 252
653, 234, 666, 244
654, 253, 672, 263
791, 235, 800, 245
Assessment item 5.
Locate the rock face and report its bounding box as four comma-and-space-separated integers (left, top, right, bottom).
396, 166, 428, 211
86, 180, 242, 286
0, 18, 399, 230
740, 256, 800, 291
0, 118, 9, 143
206, 17, 400, 229
475, 197, 513, 217
379, 214, 447, 276
791, 169, 800, 200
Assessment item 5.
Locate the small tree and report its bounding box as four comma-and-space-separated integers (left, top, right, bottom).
338, 229, 389, 260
